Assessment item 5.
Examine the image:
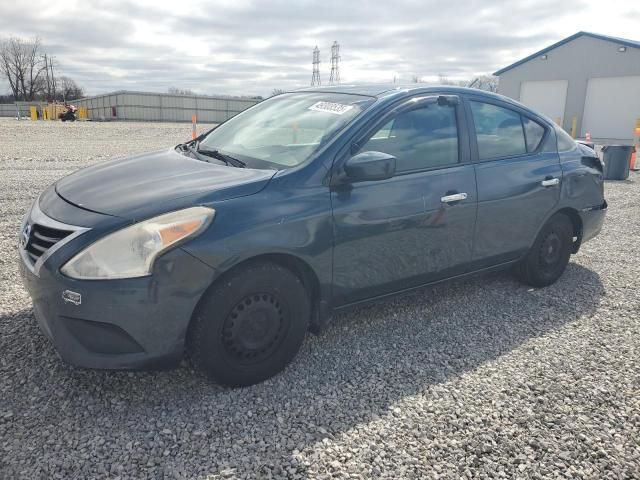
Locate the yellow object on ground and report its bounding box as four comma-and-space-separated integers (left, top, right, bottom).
47, 104, 66, 120
29, 106, 37, 121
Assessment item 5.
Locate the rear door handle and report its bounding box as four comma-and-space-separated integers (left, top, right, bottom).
440, 192, 468, 203
541, 177, 560, 187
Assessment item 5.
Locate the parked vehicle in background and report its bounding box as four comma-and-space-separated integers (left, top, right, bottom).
19, 85, 607, 386
58, 104, 77, 122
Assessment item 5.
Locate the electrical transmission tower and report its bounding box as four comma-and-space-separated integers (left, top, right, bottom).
311, 46, 321, 86
329, 41, 340, 85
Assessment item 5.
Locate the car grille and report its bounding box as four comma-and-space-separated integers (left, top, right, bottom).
23, 223, 73, 265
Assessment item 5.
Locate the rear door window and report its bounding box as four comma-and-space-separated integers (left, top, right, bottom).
470, 101, 527, 160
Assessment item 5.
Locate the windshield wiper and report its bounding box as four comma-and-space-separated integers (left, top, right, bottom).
176, 141, 246, 168
176, 141, 228, 166
181, 143, 225, 165
197, 148, 246, 168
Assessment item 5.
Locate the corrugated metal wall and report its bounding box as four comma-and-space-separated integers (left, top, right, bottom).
0, 90, 260, 122
0, 102, 37, 118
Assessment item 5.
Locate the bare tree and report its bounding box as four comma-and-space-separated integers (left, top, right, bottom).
56, 76, 84, 101
0, 36, 47, 101
168, 87, 194, 95
270, 88, 285, 96
437, 73, 469, 87
467, 75, 499, 93
438, 73, 454, 85
411, 75, 423, 83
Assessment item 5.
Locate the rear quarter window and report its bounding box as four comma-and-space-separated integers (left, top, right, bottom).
555, 125, 578, 152
523, 117, 545, 152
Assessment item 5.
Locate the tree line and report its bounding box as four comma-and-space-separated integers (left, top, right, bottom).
0, 36, 84, 103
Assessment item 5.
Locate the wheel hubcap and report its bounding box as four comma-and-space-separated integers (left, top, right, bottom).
222, 294, 285, 363
540, 232, 562, 266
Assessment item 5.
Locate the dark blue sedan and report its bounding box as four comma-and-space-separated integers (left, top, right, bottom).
19, 85, 607, 386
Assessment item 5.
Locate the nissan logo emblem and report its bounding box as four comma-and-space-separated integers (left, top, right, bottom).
20, 224, 31, 249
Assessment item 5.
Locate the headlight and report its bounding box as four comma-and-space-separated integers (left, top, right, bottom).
61, 207, 215, 280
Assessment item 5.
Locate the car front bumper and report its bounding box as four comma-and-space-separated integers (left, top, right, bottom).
18, 195, 218, 370
19, 247, 216, 370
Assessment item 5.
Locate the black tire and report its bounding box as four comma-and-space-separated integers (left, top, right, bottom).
187, 261, 310, 387
514, 213, 573, 287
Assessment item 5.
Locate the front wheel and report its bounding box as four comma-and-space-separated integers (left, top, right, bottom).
187, 261, 310, 387
513, 213, 573, 287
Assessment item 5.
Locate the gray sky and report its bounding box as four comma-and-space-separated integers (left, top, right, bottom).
1, 0, 638, 97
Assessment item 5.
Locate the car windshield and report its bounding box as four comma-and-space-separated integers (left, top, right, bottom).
199, 92, 374, 169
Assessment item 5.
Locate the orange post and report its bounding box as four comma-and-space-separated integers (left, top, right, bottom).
632, 119, 640, 171
192, 114, 197, 140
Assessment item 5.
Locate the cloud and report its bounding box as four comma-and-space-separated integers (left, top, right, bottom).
0, 0, 637, 97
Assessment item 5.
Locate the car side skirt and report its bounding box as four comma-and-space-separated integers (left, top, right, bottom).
331, 259, 519, 313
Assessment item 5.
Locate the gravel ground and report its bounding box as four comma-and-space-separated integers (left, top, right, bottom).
0, 118, 639, 479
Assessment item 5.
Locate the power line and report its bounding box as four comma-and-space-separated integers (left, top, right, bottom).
311, 46, 321, 86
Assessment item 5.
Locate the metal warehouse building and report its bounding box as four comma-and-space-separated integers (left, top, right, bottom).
0, 91, 260, 123
495, 31, 640, 143
71, 91, 260, 123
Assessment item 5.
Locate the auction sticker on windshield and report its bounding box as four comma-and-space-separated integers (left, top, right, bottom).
308, 101, 354, 115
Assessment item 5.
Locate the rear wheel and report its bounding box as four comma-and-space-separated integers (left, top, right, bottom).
513, 213, 573, 287
187, 261, 310, 387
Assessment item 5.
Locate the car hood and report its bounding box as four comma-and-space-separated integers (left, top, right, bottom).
55, 148, 276, 217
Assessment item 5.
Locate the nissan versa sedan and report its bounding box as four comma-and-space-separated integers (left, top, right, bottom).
19, 85, 607, 386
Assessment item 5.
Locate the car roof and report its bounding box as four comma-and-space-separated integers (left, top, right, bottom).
293, 83, 515, 102
290, 83, 551, 125
293, 84, 403, 97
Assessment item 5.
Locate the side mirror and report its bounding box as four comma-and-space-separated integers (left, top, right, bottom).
344, 151, 396, 182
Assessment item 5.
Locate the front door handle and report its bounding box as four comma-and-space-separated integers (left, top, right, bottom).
440, 192, 468, 203
541, 177, 560, 187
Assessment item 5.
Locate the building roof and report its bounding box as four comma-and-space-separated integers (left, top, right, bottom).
493, 31, 640, 76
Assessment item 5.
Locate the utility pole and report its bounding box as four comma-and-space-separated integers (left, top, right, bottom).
329, 41, 340, 85
311, 46, 321, 86
49, 56, 57, 102
42, 54, 51, 100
